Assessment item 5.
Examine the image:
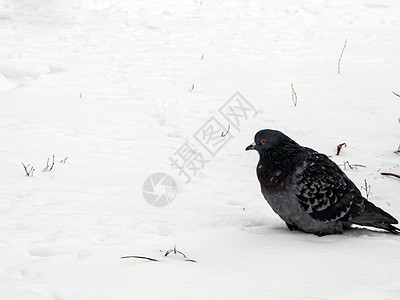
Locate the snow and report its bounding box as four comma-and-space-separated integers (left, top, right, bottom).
1, 0, 400, 299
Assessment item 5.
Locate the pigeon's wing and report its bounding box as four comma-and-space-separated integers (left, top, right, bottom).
295, 151, 364, 222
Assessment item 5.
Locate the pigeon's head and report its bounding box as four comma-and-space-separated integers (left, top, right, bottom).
246, 129, 298, 155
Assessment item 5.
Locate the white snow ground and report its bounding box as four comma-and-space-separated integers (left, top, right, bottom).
1, 0, 400, 299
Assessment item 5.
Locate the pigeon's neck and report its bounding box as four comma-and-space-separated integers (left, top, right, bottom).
263, 140, 299, 163
261, 152, 294, 172
257, 140, 301, 186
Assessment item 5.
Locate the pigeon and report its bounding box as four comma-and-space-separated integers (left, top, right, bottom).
246, 129, 399, 236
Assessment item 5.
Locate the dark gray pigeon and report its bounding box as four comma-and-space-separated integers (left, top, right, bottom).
246, 129, 399, 236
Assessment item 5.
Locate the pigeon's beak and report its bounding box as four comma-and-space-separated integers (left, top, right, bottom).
245, 142, 256, 151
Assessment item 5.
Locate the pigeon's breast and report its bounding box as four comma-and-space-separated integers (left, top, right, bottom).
259, 175, 300, 222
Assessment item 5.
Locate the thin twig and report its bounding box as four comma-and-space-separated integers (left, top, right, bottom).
43, 158, 49, 171
120, 256, 159, 262
360, 179, 371, 200
163, 244, 196, 261
381, 172, 400, 180
22, 163, 35, 176
164, 244, 187, 258
291, 83, 298, 106
121, 244, 196, 263
22, 163, 29, 176
165, 249, 187, 258
340, 161, 366, 170
336, 143, 347, 156
43, 154, 55, 172
338, 38, 348, 74
392, 91, 400, 98
60, 157, 68, 163
394, 145, 400, 154
49, 154, 55, 171
221, 124, 230, 137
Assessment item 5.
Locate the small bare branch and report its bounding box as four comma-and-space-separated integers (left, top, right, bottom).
43, 154, 55, 172
340, 161, 366, 170
360, 179, 371, 200
221, 124, 230, 137
338, 38, 348, 74
22, 163, 35, 176
120, 256, 159, 262
291, 83, 298, 107
60, 157, 68, 163
392, 91, 400, 98
163, 244, 192, 260
121, 244, 196, 263
49, 154, 55, 171
22, 163, 29, 176
381, 172, 400, 180
336, 143, 347, 156
43, 158, 49, 171
394, 145, 400, 154
165, 244, 187, 258
164, 248, 194, 261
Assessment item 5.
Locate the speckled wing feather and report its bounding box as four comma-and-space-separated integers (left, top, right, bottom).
295, 150, 364, 223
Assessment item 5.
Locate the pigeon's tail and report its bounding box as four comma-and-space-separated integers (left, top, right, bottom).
350, 200, 400, 235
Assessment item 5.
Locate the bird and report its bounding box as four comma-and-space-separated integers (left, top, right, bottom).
246, 129, 399, 236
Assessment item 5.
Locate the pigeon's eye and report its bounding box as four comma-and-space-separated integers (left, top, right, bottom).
261, 139, 267, 144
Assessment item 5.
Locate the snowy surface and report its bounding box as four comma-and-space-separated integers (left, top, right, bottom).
1, 0, 400, 299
